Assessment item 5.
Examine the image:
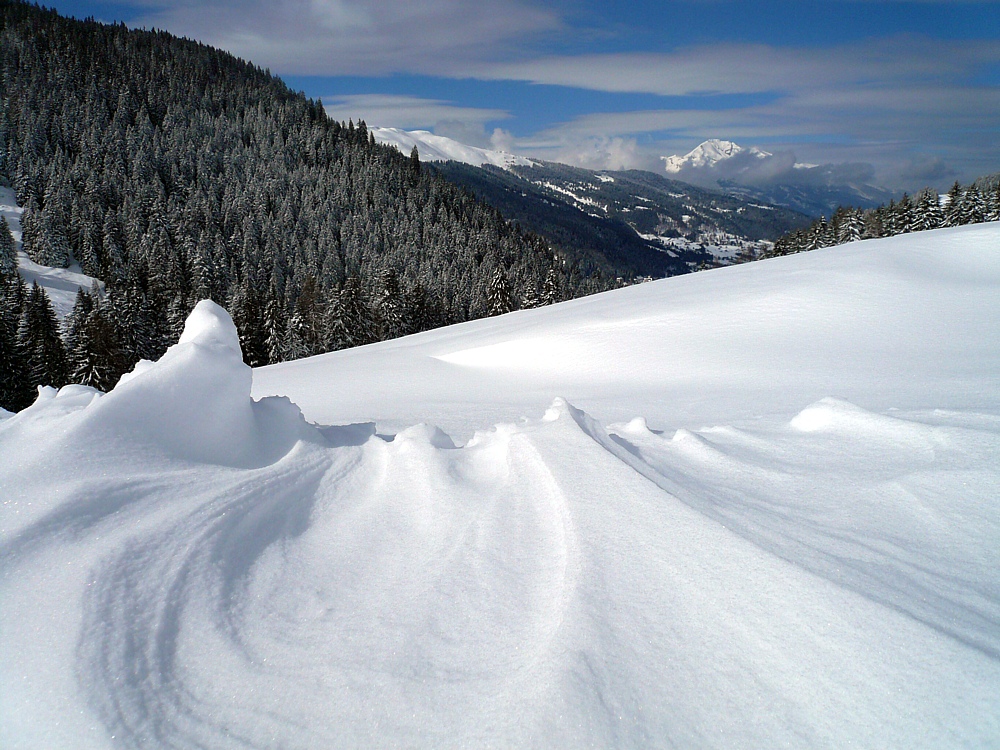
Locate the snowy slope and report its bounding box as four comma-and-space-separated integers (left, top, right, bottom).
372, 127, 535, 169
2, 225, 1000, 748
0, 186, 102, 318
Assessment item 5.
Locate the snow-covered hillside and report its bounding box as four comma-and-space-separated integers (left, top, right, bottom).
0, 186, 102, 318
372, 127, 535, 169
2, 224, 999, 748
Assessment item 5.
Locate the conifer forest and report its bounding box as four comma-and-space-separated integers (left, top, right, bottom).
0, 1, 602, 411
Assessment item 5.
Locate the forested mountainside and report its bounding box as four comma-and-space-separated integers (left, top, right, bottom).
0, 0, 606, 411
765, 174, 1000, 257
718, 178, 896, 220
431, 160, 811, 277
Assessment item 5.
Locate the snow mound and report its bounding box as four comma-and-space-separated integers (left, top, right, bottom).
3, 226, 1000, 747
6, 389, 998, 748
177, 298, 245, 352
2, 300, 314, 470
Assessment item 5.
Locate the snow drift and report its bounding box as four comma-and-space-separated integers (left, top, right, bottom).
2, 226, 1000, 748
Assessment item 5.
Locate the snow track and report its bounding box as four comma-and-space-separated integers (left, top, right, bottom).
4, 224, 1000, 747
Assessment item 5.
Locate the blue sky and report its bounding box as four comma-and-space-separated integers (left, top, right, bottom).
44, 0, 1000, 189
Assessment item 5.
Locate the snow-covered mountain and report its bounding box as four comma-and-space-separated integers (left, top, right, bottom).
432, 159, 809, 276
3, 223, 999, 747
372, 127, 534, 169
661, 139, 896, 215
662, 139, 771, 173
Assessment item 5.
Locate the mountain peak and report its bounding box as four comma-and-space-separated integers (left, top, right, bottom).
662, 139, 771, 173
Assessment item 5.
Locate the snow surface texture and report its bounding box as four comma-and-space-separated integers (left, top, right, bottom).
0, 186, 102, 318
3, 226, 1000, 748
371, 127, 535, 169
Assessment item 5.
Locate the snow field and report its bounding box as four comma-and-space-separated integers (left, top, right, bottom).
3, 224, 1000, 747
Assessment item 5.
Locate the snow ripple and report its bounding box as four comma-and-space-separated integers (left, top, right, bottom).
2, 304, 999, 747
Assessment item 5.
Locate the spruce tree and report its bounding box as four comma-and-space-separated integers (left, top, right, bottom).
66, 290, 126, 391
487, 267, 513, 316
18, 282, 67, 390
0, 277, 32, 411
541, 267, 561, 306
409, 145, 421, 182
264, 291, 288, 364
0, 215, 16, 276
943, 182, 963, 227
375, 268, 406, 340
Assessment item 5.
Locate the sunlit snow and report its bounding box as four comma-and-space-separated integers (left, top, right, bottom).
2, 224, 999, 748
371, 127, 535, 169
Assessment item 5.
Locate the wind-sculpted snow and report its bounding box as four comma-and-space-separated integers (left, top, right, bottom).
4, 229, 1000, 747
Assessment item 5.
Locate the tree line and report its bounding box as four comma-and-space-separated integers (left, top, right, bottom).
0, 1, 608, 411
763, 177, 1000, 257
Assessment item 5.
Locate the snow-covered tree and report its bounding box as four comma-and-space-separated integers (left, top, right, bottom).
0, 215, 16, 276
486, 268, 513, 316
18, 282, 67, 389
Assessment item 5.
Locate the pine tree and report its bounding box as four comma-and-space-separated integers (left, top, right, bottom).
897, 194, 916, 234
18, 282, 67, 390
486, 267, 513, 316
66, 289, 126, 391
227, 278, 267, 367
916, 188, 944, 231
409, 145, 421, 182
521, 282, 540, 309
0, 215, 16, 276
943, 182, 963, 227
375, 268, 406, 340
844, 210, 864, 243
330, 275, 376, 349
989, 183, 1000, 222
960, 185, 986, 225
0, 277, 32, 411
541, 267, 561, 306
264, 291, 288, 364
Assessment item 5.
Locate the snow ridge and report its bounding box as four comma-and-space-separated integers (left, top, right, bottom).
371, 128, 535, 169
3, 225, 1000, 747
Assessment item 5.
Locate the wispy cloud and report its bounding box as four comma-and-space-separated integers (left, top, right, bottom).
130, 0, 561, 75
460, 37, 1000, 185
468, 37, 1000, 96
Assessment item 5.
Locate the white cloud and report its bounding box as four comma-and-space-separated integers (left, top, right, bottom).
467, 37, 1000, 96
129, 0, 560, 76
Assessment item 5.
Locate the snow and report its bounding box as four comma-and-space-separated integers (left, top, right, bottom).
0, 185, 103, 318
371, 127, 535, 169
2, 224, 1000, 747
662, 139, 771, 173
535, 180, 609, 212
